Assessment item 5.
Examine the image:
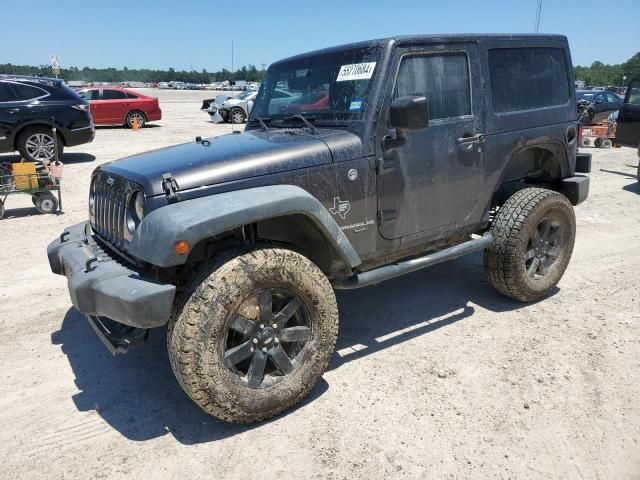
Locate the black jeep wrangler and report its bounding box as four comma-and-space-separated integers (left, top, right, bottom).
48, 34, 591, 423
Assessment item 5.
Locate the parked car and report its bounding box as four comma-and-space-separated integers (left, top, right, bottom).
0, 75, 94, 162
76, 87, 161, 128
49, 34, 590, 424
615, 79, 640, 180
576, 89, 623, 124
210, 89, 258, 123
201, 94, 231, 111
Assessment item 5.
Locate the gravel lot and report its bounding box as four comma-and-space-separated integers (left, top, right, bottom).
1, 89, 638, 479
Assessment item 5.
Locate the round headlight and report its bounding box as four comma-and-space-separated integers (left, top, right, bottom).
134, 191, 145, 219
88, 178, 96, 215
126, 190, 145, 233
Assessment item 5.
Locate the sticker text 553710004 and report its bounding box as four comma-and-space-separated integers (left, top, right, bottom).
336, 62, 376, 82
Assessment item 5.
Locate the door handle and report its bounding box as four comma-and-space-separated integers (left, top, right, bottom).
8, 108, 20, 114
457, 133, 485, 145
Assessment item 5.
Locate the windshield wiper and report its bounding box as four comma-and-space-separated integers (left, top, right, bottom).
249, 116, 271, 132
283, 114, 318, 134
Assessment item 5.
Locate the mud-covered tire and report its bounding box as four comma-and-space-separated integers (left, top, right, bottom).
484, 188, 576, 302
167, 247, 339, 423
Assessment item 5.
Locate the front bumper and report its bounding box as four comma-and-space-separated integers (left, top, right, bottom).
209, 108, 229, 121
47, 222, 175, 328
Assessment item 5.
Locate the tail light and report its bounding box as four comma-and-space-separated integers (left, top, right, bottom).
577, 123, 583, 146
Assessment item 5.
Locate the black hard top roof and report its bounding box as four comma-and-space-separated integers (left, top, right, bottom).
272, 33, 568, 66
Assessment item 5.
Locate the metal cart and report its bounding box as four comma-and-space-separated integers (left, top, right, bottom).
0, 166, 62, 219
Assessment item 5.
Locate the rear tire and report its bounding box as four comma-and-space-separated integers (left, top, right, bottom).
17, 126, 63, 162
167, 247, 339, 423
484, 188, 576, 302
125, 110, 146, 128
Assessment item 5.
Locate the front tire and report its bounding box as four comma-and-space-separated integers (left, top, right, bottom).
484, 188, 576, 302
168, 247, 339, 423
230, 107, 246, 124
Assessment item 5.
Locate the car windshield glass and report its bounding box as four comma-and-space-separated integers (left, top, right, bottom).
235, 90, 255, 100
251, 46, 381, 123
577, 92, 595, 100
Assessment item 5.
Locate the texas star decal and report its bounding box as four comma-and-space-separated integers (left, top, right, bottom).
329, 197, 351, 219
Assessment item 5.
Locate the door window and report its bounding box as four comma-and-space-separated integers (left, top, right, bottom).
606, 92, 619, 103
102, 89, 126, 100
393, 53, 471, 120
0, 82, 17, 102
594, 93, 606, 104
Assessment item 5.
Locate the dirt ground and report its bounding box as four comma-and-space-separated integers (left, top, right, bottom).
1, 89, 638, 480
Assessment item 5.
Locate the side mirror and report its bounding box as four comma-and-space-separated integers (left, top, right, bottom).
390, 96, 429, 131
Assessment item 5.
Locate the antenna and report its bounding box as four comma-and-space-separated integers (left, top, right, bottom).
533, 0, 542, 33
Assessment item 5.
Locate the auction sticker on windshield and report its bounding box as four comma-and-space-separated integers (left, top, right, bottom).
336, 62, 376, 82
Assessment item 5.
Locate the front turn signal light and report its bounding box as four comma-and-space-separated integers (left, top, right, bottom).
174, 240, 190, 255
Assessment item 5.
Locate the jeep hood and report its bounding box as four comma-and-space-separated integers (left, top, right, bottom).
100, 129, 363, 196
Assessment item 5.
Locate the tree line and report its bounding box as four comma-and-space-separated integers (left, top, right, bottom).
0, 63, 265, 84
574, 51, 639, 87
1, 50, 638, 86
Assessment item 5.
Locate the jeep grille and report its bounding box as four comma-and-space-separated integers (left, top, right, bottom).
90, 170, 139, 250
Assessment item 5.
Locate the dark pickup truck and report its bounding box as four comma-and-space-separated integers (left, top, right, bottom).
48, 34, 590, 423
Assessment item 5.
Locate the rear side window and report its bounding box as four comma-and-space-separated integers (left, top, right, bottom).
394, 53, 471, 120
102, 89, 126, 100
488, 47, 569, 113
10, 82, 47, 101
124, 92, 138, 99
0, 82, 17, 102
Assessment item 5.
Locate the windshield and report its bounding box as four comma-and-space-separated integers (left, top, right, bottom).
235, 90, 256, 100
250, 46, 381, 123
576, 92, 595, 101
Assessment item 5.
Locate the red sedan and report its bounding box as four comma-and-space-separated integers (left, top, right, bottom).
76, 87, 161, 128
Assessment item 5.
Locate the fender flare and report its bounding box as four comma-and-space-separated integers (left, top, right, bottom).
130, 185, 362, 269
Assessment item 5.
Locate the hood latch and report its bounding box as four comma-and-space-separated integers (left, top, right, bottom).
161, 173, 180, 203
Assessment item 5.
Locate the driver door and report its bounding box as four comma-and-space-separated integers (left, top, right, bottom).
377, 44, 485, 239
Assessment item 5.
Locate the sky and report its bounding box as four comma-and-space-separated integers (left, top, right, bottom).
1, 0, 638, 71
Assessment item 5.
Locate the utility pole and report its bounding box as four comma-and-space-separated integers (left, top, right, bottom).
231, 41, 234, 81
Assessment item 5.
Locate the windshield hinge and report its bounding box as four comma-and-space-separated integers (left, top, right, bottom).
161, 173, 180, 203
